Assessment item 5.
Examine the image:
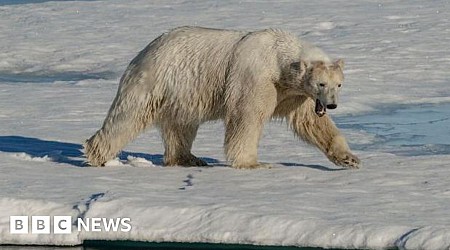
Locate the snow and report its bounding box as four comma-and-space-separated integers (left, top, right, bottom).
0, 0, 450, 249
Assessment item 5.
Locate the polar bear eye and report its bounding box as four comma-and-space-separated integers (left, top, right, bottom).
319, 83, 326, 87
338, 84, 342, 88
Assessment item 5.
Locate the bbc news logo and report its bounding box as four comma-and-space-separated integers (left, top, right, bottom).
10, 216, 131, 234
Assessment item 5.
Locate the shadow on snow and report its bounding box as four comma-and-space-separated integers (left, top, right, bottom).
0, 136, 341, 170
0, 135, 218, 167
278, 162, 342, 171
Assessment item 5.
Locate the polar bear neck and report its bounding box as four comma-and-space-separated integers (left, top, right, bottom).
299, 41, 332, 65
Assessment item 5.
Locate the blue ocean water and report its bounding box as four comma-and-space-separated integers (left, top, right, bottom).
0, 0, 95, 6
336, 103, 450, 156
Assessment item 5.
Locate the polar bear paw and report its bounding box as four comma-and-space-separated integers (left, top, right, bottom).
165, 154, 208, 167
328, 151, 360, 169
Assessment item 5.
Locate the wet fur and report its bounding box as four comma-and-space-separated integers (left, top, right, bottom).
84, 26, 360, 169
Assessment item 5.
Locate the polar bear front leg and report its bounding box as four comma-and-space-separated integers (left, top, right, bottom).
224, 98, 277, 170
327, 135, 360, 169
287, 98, 360, 169
224, 117, 264, 169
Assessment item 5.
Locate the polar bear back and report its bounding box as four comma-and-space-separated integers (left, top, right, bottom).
119, 27, 248, 122
118, 26, 328, 124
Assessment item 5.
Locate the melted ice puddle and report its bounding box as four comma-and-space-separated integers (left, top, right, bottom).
336, 103, 450, 156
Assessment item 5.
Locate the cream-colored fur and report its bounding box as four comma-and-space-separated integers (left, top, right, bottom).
84, 26, 360, 169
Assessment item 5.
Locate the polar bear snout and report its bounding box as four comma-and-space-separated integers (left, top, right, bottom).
326, 104, 337, 109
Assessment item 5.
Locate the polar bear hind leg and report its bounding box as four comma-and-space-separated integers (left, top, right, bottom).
160, 121, 207, 167
84, 90, 156, 166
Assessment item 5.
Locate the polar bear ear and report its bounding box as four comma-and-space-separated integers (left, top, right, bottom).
335, 59, 344, 70
290, 61, 308, 78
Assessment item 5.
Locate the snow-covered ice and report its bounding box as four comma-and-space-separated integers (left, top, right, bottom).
0, 0, 450, 249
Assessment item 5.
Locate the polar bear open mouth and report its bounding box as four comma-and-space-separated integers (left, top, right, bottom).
315, 99, 326, 117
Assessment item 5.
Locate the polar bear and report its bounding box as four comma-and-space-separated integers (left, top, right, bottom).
85, 26, 360, 169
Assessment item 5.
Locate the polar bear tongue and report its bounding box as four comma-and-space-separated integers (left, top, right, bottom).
315, 99, 326, 117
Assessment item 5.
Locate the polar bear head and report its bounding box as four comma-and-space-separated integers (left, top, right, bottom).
305, 59, 344, 117
284, 59, 345, 117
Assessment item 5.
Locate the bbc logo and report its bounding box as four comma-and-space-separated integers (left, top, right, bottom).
10, 216, 132, 234
10, 216, 72, 234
